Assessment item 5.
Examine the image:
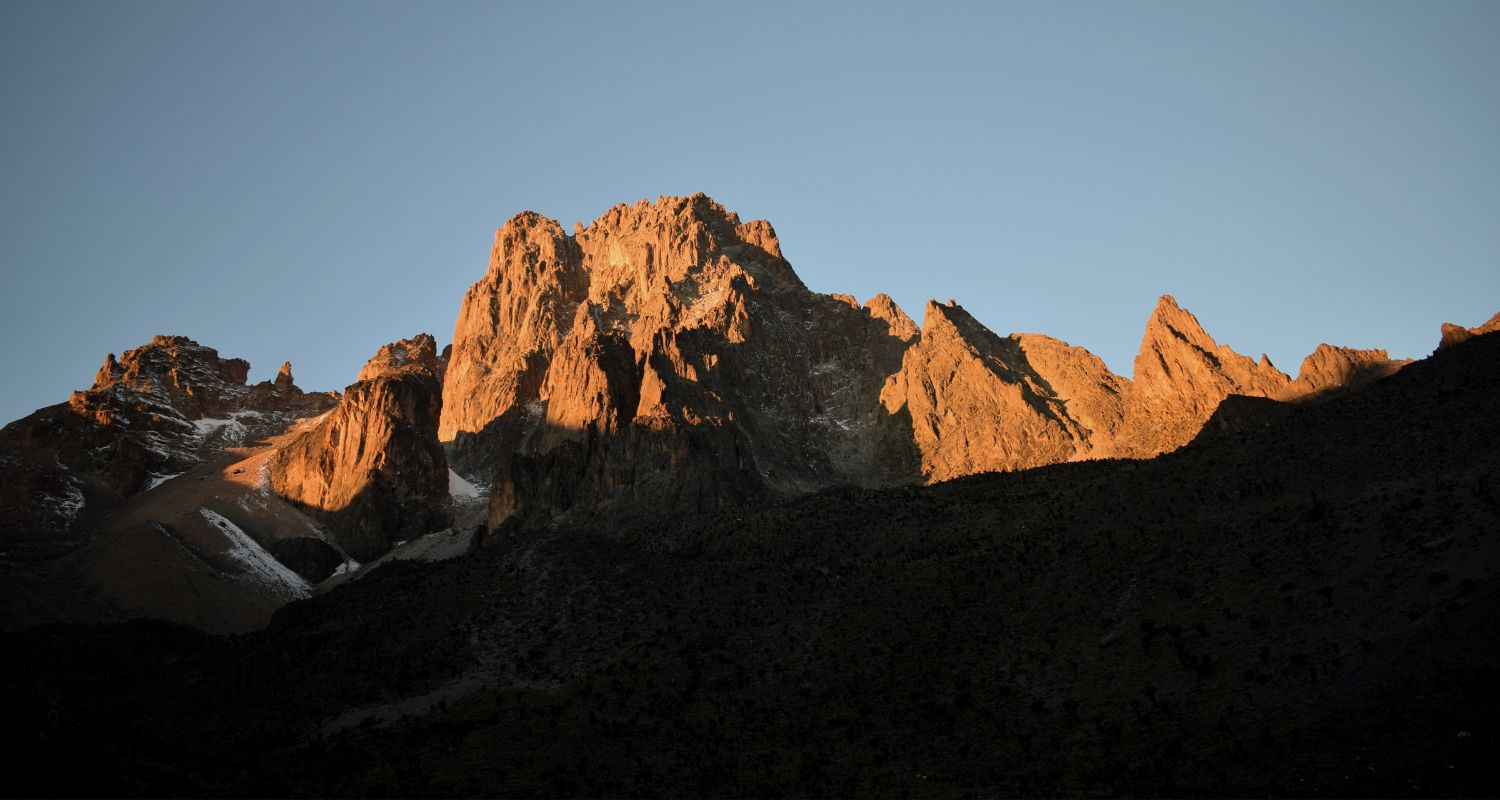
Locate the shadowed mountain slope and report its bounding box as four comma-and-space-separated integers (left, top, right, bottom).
271, 334, 451, 561
3, 324, 1496, 798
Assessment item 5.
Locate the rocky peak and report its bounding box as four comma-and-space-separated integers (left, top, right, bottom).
1009, 333, 1130, 445
1437, 311, 1500, 351
864, 294, 919, 342
444, 195, 931, 528
439, 214, 588, 446
442, 195, 801, 450
1131, 295, 1289, 391
878, 301, 1123, 481
15, 336, 338, 497
1113, 296, 1291, 457
356, 333, 440, 383
442, 195, 1446, 531
1284, 344, 1409, 399
83, 335, 252, 420
271, 335, 450, 561
274, 361, 296, 391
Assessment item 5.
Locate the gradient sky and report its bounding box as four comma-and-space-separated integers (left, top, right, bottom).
2, 0, 1497, 424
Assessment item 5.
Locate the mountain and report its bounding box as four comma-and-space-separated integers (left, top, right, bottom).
440, 196, 913, 531
0, 336, 342, 630
3, 311, 1496, 798
880, 300, 1127, 480
1439, 310, 1500, 351
0, 195, 1441, 635
0, 334, 470, 632
442, 195, 1413, 526
1285, 342, 1411, 399
1, 192, 1494, 796
270, 334, 451, 562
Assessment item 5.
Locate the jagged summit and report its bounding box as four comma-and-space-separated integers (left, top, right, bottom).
274, 361, 296, 391
864, 293, 918, 341
444, 194, 911, 528
55, 334, 336, 495
272, 333, 449, 561
86, 334, 254, 420
1112, 295, 1292, 457
356, 333, 440, 383
1438, 310, 1500, 351
436, 195, 1447, 528
5, 193, 1486, 636
1288, 343, 1410, 399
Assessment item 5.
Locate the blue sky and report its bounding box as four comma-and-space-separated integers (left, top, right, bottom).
2, 0, 1497, 423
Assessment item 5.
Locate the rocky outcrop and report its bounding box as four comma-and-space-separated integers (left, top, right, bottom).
1009, 332, 1130, 448
356, 335, 442, 383
439, 213, 588, 457
86, 335, 255, 420
7, 336, 337, 498
0, 334, 338, 621
877, 301, 1124, 481
270, 334, 450, 561
1437, 311, 1500, 351
443, 197, 1441, 530
442, 194, 920, 529
1112, 296, 1292, 458
866, 293, 920, 342
1282, 344, 1409, 400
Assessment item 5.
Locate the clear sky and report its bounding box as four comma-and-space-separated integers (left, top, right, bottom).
2, 0, 1497, 424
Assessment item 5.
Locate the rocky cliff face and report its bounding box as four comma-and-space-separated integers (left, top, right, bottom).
1283, 344, 1410, 399
443, 194, 920, 529
1437, 311, 1500, 351
442, 196, 1453, 530
877, 301, 1126, 481
0, 336, 340, 628
11, 335, 336, 499
270, 334, 450, 561
2, 194, 1489, 634
1111, 296, 1294, 458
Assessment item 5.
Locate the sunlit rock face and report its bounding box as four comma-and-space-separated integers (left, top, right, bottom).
48, 335, 337, 496
1110, 296, 1294, 458
1438, 311, 1500, 351
0, 334, 337, 610
271, 334, 450, 561
442, 194, 921, 529
442, 194, 1438, 530
1282, 344, 1410, 400
877, 301, 1126, 482
443, 196, 1140, 526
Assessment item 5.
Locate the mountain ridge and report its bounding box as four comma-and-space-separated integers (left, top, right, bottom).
0, 193, 1482, 635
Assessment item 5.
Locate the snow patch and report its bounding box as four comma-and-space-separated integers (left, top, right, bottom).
254, 460, 272, 493
55, 479, 86, 523
193, 416, 245, 439
146, 472, 182, 490
191, 410, 263, 444
331, 558, 361, 577
448, 469, 482, 500
199, 508, 310, 599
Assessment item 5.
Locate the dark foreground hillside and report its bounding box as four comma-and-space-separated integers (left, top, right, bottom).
4, 334, 1499, 798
